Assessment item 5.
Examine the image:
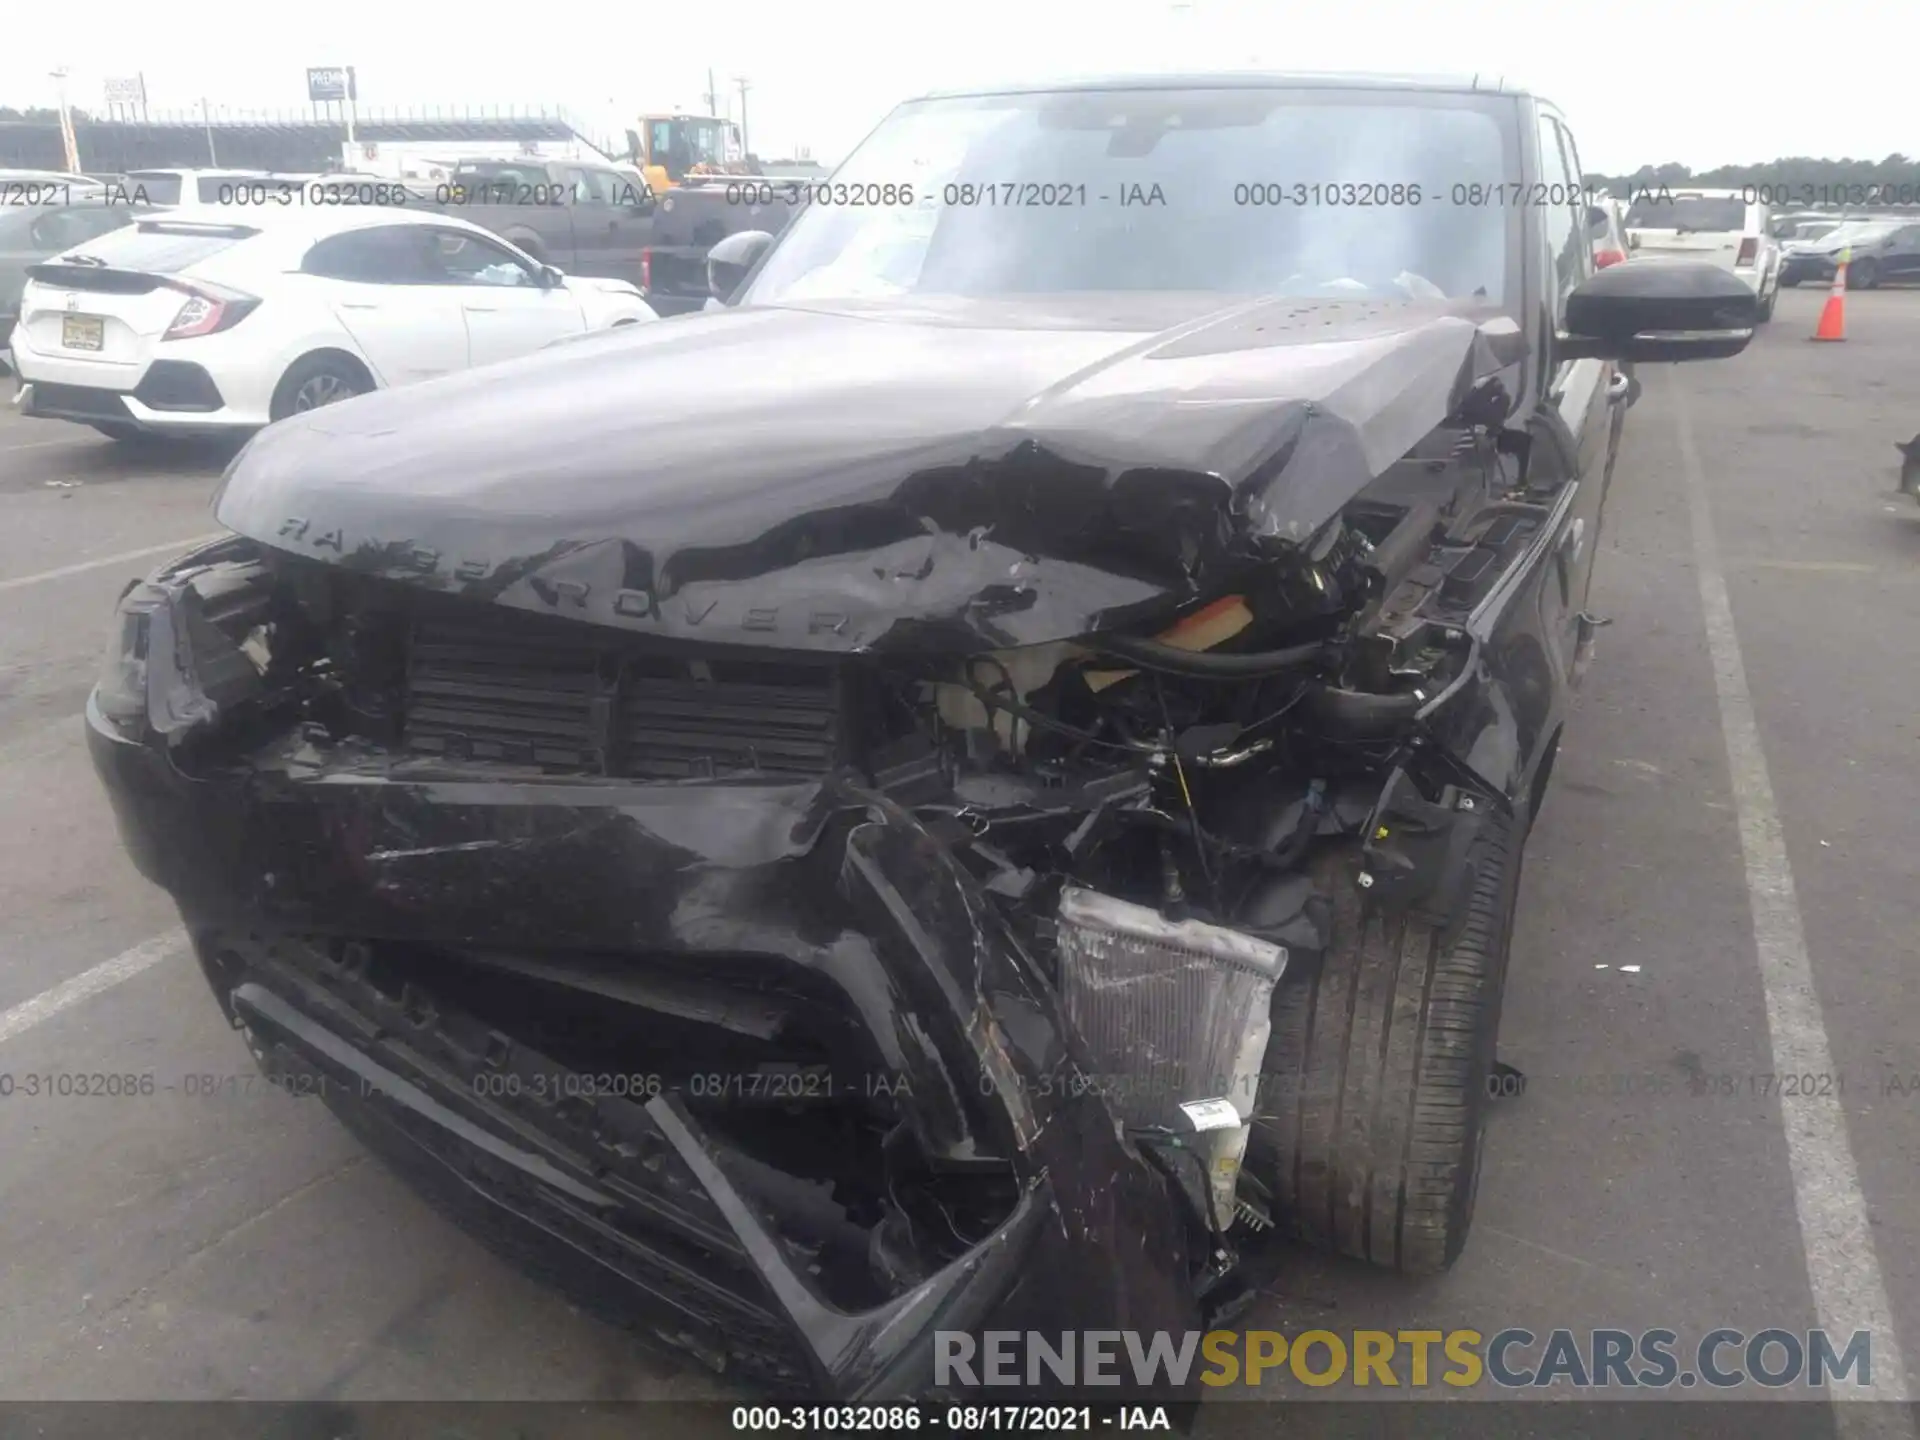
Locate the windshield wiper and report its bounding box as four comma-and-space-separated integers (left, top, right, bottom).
62, 253, 109, 267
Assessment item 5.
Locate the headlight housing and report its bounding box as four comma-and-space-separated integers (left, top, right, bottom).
92, 583, 168, 739
91, 571, 264, 743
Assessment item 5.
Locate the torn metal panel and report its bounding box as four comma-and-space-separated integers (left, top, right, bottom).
211, 296, 1524, 653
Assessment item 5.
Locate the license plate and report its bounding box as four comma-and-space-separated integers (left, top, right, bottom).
61, 315, 104, 351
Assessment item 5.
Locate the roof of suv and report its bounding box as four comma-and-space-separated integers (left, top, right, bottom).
914, 71, 1536, 102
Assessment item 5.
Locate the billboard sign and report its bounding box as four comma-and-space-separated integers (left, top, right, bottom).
307, 67, 356, 103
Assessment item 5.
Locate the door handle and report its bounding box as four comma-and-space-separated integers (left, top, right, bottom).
462, 305, 498, 313
338, 302, 378, 311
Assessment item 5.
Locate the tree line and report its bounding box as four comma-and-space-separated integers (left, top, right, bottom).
1585, 155, 1918, 197
0, 106, 93, 122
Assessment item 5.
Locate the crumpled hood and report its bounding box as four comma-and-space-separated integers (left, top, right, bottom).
215, 293, 1524, 652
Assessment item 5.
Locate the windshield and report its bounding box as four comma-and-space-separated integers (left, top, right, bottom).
125, 172, 183, 204
686, 120, 738, 166
743, 88, 1516, 306
1624, 194, 1747, 232
1822, 221, 1899, 245
1790, 221, 1841, 241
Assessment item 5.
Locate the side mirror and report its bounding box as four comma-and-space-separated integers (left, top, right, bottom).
1586, 204, 1611, 233
537, 263, 564, 289
1560, 260, 1756, 362
707, 229, 774, 303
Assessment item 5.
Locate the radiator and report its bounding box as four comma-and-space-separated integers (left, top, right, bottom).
1053, 886, 1287, 1230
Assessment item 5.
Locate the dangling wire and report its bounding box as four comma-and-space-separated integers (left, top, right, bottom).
1153, 673, 1216, 909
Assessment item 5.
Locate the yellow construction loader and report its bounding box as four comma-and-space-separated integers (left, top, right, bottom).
624, 114, 755, 192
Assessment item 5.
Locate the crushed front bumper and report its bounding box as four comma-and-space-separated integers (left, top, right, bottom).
1780, 255, 1837, 286
87, 704, 1205, 1400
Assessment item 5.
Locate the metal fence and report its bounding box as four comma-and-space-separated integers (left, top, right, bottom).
0, 105, 611, 174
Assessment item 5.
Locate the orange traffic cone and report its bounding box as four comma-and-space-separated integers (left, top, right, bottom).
1811, 247, 1848, 341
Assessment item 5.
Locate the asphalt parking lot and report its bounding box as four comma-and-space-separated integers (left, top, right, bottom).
1, 285, 1918, 1423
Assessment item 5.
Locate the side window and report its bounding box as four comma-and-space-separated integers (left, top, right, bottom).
602, 168, 646, 205
194, 175, 259, 202
424, 229, 540, 287
66, 206, 143, 246
1535, 115, 1585, 320
301, 226, 435, 284
29, 209, 105, 251
1554, 122, 1594, 289
569, 168, 614, 204
127, 173, 182, 205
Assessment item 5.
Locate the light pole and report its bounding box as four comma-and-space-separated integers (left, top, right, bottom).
50, 67, 80, 172
732, 76, 751, 161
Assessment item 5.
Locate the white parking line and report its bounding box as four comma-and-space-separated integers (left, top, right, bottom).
1677, 383, 1915, 1420
0, 930, 186, 1048
0, 534, 224, 593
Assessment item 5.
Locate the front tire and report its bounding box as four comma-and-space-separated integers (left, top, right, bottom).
1757, 282, 1776, 322
1251, 812, 1525, 1276
1851, 258, 1880, 290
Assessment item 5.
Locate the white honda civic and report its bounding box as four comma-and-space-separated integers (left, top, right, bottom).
8, 207, 657, 440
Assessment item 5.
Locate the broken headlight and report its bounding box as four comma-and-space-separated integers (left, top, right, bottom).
92, 583, 168, 739
90, 576, 264, 743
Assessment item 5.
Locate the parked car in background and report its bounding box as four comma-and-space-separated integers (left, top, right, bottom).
1624, 188, 1780, 321
1589, 194, 1630, 268
10, 208, 655, 440
1779, 217, 1920, 289
0, 168, 98, 190
420, 157, 798, 316
1, 189, 155, 371
425, 158, 657, 291
1772, 213, 1844, 244
646, 176, 798, 314
119, 169, 280, 207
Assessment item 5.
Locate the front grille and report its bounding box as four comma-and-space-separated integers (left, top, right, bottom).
402, 608, 843, 778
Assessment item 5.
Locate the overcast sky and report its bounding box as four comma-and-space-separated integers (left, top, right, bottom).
5, 0, 1911, 173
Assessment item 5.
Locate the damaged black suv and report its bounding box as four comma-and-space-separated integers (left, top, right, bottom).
86, 75, 1756, 1401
